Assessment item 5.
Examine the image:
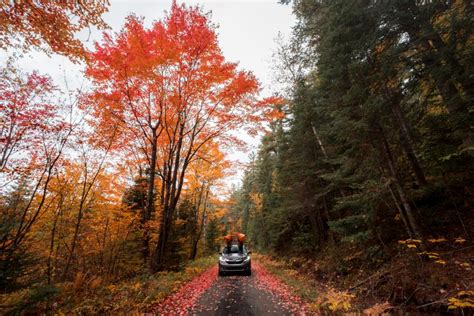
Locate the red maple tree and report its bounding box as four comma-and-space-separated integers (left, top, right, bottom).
85, 1, 281, 271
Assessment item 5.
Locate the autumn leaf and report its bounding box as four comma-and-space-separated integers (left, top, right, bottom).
0, 1, 109, 60
427, 238, 447, 243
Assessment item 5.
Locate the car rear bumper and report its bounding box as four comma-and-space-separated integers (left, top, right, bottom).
219, 261, 251, 272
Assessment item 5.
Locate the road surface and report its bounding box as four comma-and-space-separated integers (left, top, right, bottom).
189, 273, 293, 315
151, 261, 308, 315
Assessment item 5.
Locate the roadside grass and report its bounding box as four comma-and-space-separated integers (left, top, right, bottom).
0, 256, 216, 315
254, 254, 319, 305
254, 253, 359, 314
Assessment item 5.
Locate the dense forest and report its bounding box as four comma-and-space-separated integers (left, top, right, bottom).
229, 0, 474, 311
238, 0, 473, 254
1, 0, 473, 314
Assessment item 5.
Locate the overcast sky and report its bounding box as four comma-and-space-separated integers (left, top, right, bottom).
1, 0, 296, 185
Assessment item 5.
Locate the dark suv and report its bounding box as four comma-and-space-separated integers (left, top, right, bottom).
218, 244, 251, 276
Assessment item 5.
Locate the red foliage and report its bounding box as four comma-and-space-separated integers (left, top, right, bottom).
151, 266, 218, 315
0, 65, 59, 172
85, 2, 282, 153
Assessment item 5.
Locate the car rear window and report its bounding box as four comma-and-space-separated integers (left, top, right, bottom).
223, 245, 244, 254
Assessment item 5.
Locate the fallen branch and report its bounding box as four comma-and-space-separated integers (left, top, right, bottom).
415, 297, 448, 309
348, 271, 390, 291
441, 245, 474, 255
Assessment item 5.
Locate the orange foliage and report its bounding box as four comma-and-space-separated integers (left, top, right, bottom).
83, 2, 281, 270
85, 2, 281, 155
0, 0, 109, 60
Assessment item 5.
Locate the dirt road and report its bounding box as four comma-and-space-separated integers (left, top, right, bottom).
190, 273, 292, 315
151, 261, 309, 315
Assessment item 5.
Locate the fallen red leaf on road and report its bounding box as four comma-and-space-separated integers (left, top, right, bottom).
151, 266, 218, 315
151, 261, 310, 315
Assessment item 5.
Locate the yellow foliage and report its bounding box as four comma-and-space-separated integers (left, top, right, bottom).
419, 251, 441, 260
250, 192, 263, 211
459, 262, 471, 271
398, 239, 422, 249
316, 289, 355, 312
185, 267, 201, 275
133, 282, 141, 290
284, 269, 298, 276
427, 237, 447, 243
454, 237, 466, 244
427, 105, 448, 115
448, 291, 474, 309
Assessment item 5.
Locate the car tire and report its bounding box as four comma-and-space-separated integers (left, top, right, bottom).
218, 269, 225, 277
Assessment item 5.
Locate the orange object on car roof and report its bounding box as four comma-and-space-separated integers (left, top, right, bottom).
223, 232, 246, 245
237, 233, 245, 243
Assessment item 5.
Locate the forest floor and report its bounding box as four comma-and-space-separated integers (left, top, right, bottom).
1, 257, 217, 314
151, 245, 473, 315
2, 246, 472, 314
254, 245, 474, 315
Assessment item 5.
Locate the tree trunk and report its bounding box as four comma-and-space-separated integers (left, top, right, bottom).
379, 127, 423, 241
191, 186, 209, 260
321, 189, 334, 245
310, 121, 328, 158
390, 97, 428, 186
152, 119, 193, 271
307, 205, 321, 245
190, 184, 204, 259
143, 129, 158, 264
62, 178, 88, 281
47, 194, 63, 284
387, 184, 413, 238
